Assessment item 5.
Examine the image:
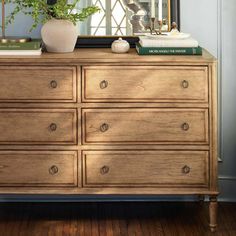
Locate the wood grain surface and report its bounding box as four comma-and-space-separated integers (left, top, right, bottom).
83, 150, 209, 187
0, 151, 78, 186
83, 108, 208, 144
83, 66, 208, 103
0, 109, 77, 144
0, 202, 234, 236
0, 48, 216, 64
0, 66, 77, 102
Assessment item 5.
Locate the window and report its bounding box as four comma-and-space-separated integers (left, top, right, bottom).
88, 0, 129, 35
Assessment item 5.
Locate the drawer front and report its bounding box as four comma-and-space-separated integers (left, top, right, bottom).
83, 109, 208, 144
0, 66, 77, 102
83, 151, 209, 187
0, 109, 77, 144
0, 151, 78, 186
82, 66, 208, 102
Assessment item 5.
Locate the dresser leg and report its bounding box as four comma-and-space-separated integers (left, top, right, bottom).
209, 196, 218, 232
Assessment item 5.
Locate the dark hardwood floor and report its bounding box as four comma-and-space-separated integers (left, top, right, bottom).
0, 201, 235, 236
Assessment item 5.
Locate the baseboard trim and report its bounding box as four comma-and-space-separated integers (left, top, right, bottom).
0, 195, 197, 203
219, 177, 236, 202
219, 175, 236, 181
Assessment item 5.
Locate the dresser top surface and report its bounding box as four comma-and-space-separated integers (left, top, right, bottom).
0, 48, 216, 64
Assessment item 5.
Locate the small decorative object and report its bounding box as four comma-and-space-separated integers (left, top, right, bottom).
161, 19, 169, 32
149, 17, 156, 35
157, 20, 163, 35
149, 0, 156, 35
171, 22, 178, 30
4, 0, 100, 53
146, 21, 189, 40
170, 22, 180, 35
149, 0, 165, 35
0, 0, 31, 43
111, 38, 130, 54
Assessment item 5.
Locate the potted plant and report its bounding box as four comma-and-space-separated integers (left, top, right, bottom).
5, 0, 100, 52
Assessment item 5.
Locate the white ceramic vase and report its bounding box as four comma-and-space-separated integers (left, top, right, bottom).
41, 19, 78, 53
111, 38, 130, 53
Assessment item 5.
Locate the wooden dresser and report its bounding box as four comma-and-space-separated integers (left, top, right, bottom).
0, 49, 218, 231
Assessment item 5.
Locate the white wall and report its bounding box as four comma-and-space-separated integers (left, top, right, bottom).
181, 0, 236, 201
181, 0, 218, 57
219, 0, 236, 201
2, 4, 41, 38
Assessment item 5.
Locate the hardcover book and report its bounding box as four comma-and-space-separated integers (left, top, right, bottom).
139, 36, 199, 48
136, 43, 202, 55
0, 39, 42, 50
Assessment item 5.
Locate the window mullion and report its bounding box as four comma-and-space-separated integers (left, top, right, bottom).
106, 0, 112, 35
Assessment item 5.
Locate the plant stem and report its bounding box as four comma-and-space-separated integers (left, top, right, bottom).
2, 0, 5, 38
68, 0, 77, 15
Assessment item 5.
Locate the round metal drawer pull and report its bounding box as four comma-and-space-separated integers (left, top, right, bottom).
181, 122, 190, 131
100, 123, 109, 132
100, 166, 109, 175
49, 165, 59, 175
182, 165, 191, 174
49, 123, 57, 132
50, 80, 58, 89
100, 80, 108, 89
182, 80, 189, 89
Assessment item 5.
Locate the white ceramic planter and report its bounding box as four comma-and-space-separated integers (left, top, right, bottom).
41, 19, 78, 53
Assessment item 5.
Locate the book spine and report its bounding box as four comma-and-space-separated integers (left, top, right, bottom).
0, 42, 41, 50
136, 46, 202, 55
0, 49, 42, 56
137, 48, 202, 55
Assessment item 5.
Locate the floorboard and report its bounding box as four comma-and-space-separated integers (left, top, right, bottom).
0, 202, 235, 236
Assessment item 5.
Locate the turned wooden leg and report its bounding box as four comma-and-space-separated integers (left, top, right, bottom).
209, 196, 218, 232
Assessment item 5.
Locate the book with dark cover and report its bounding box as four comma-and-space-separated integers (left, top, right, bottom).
136, 43, 202, 55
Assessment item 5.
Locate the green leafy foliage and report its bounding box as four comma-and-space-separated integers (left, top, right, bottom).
3, 0, 100, 31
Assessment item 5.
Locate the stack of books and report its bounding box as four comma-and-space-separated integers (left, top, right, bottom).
0, 39, 42, 55
136, 35, 202, 56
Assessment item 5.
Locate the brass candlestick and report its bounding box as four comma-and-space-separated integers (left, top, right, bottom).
149, 17, 156, 35
0, 0, 31, 43
149, 18, 166, 35
158, 20, 163, 35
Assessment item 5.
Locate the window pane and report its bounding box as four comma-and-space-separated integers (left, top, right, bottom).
90, 0, 127, 35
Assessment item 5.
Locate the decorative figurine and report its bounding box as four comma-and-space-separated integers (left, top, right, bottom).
170, 22, 180, 35
111, 38, 130, 54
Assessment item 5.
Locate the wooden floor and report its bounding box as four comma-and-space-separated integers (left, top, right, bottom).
0, 201, 235, 236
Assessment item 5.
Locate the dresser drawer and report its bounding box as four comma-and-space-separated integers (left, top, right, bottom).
0, 66, 77, 102
83, 108, 208, 144
0, 151, 78, 186
83, 151, 209, 187
0, 109, 77, 144
82, 66, 208, 102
